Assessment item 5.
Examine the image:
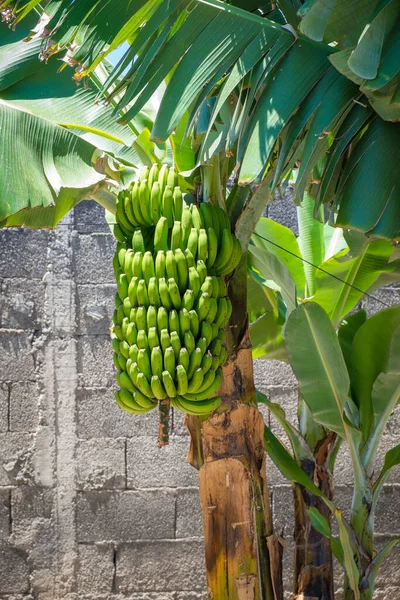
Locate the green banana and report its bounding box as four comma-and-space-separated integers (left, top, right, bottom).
189, 310, 199, 338
158, 164, 169, 195
157, 307, 169, 333
176, 365, 188, 395
191, 205, 204, 230
139, 180, 153, 225
173, 187, 183, 221
136, 306, 147, 332
170, 331, 181, 359
148, 326, 160, 351
137, 279, 150, 307
132, 251, 143, 278
174, 249, 188, 292
188, 267, 201, 298
188, 348, 202, 379
168, 278, 181, 310
171, 221, 182, 251
206, 227, 218, 269
146, 305, 157, 329
132, 230, 145, 254
148, 163, 159, 191
117, 273, 129, 301
178, 347, 190, 373
151, 375, 167, 400
164, 346, 176, 377
212, 228, 234, 272
182, 289, 195, 311
187, 228, 198, 259
160, 329, 172, 353
162, 185, 174, 228
151, 346, 163, 379
183, 369, 222, 401
137, 330, 149, 351
158, 278, 173, 310
184, 329, 196, 355
196, 260, 207, 286
197, 229, 208, 262
155, 250, 166, 279
148, 277, 161, 307
154, 217, 169, 252
162, 371, 177, 398
187, 367, 204, 393
179, 308, 191, 334
138, 348, 152, 382
142, 251, 155, 284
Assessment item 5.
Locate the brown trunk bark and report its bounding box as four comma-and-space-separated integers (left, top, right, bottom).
293, 433, 336, 600
186, 260, 283, 600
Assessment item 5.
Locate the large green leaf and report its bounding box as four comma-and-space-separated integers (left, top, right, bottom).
297, 193, 324, 296
252, 217, 306, 295
352, 306, 400, 441
285, 302, 353, 437
338, 311, 367, 382
312, 240, 400, 326
248, 245, 297, 314
0, 18, 145, 166
2, 0, 400, 241
361, 324, 400, 468
250, 311, 287, 361
0, 103, 105, 225
334, 119, 400, 239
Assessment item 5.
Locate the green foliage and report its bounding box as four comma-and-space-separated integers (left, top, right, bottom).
1, 0, 399, 239
264, 301, 400, 599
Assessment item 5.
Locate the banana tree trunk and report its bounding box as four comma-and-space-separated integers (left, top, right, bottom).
293, 432, 336, 600
186, 260, 283, 600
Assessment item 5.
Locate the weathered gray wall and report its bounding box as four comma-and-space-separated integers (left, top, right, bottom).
0, 197, 399, 600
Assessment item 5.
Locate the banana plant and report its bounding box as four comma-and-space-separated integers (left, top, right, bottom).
248, 194, 400, 597
262, 301, 400, 600
0, 2, 400, 600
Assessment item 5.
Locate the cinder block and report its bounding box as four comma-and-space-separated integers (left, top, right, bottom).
176, 488, 203, 539
0, 489, 10, 539
77, 543, 115, 594
0, 278, 45, 329
77, 336, 115, 388
253, 359, 296, 391
176, 593, 207, 600
127, 437, 197, 489
73, 233, 115, 285
77, 439, 126, 490
0, 541, 29, 594
170, 408, 190, 436
116, 540, 206, 593
272, 486, 294, 534
77, 489, 176, 542
11, 487, 54, 523
77, 387, 159, 440
74, 200, 111, 234
76, 284, 115, 335
0, 228, 51, 279
0, 333, 35, 382
0, 433, 35, 485
9, 382, 39, 433
0, 383, 8, 432
375, 486, 400, 535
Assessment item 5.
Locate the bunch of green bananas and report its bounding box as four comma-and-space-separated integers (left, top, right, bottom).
111, 164, 242, 417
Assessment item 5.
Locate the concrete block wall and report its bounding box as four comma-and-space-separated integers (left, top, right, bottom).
0, 196, 399, 599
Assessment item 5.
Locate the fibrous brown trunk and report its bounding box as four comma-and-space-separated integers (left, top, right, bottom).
186, 260, 283, 600
293, 433, 336, 600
